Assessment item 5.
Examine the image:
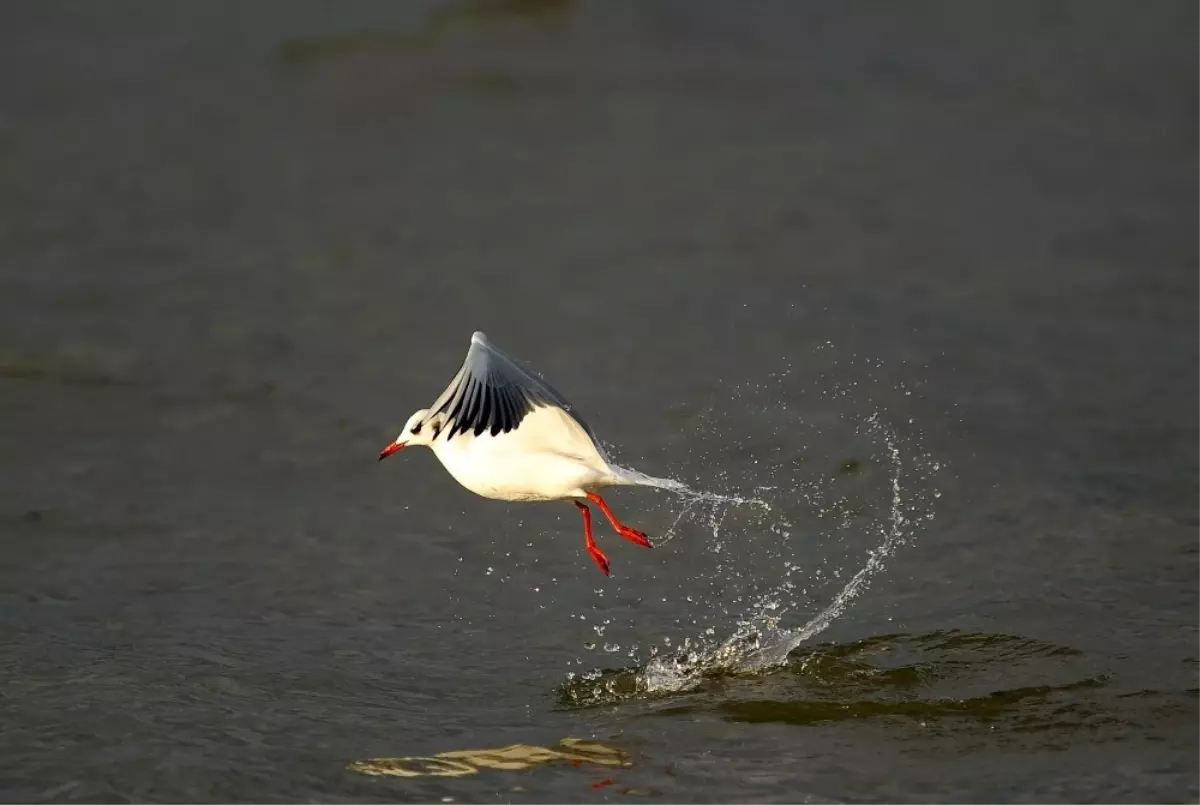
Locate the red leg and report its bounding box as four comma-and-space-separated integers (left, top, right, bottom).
574, 501, 610, 576
585, 492, 652, 548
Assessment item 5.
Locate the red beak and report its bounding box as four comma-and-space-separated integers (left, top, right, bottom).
378, 441, 407, 461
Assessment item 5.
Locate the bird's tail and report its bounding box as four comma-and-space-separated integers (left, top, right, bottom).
608, 464, 692, 495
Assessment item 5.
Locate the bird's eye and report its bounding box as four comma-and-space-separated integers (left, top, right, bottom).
411, 423, 422, 435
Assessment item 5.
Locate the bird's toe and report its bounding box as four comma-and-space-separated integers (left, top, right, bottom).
588, 548, 612, 576
620, 528, 652, 548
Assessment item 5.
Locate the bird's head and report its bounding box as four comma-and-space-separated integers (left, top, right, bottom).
379, 409, 445, 460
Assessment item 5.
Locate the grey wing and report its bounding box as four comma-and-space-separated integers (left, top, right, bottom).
426, 331, 603, 447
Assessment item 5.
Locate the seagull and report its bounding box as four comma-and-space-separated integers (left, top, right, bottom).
378, 331, 684, 576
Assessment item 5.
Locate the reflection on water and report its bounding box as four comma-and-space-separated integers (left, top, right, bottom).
348, 737, 630, 778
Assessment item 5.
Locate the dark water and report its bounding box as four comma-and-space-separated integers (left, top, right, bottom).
1, 1, 1196, 802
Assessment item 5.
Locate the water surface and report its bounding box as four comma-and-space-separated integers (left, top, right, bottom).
0, 1, 1196, 802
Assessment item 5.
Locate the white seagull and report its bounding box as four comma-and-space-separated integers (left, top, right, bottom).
378, 331, 683, 576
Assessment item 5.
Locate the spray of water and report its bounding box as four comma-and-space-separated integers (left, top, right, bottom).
560, 356, 941, 704
635, 414, 910, 694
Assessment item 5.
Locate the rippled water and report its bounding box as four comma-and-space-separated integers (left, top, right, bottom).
1, 1, 1196, 802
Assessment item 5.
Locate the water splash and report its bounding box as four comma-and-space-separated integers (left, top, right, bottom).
634, 414, 911, 694
560, 630, 1141, 752
653, 486, 772, 547
561, 354, 942, 703
609, 464, 695, 496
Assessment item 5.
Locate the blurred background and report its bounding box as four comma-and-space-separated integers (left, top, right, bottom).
0, 1, 1195, 802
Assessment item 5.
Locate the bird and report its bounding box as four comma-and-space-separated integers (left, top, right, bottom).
378, 331, 685, 576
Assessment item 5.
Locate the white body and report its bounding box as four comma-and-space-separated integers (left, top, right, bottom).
430, 406, 630, 501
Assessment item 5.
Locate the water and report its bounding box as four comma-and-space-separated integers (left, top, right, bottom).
559, 371, 937, 701
1, 1, 1196, 802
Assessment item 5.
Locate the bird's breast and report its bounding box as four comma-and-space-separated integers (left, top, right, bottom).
430, 410, 613, 502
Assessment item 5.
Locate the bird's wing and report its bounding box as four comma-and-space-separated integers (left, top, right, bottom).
426, 332, 603, 448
